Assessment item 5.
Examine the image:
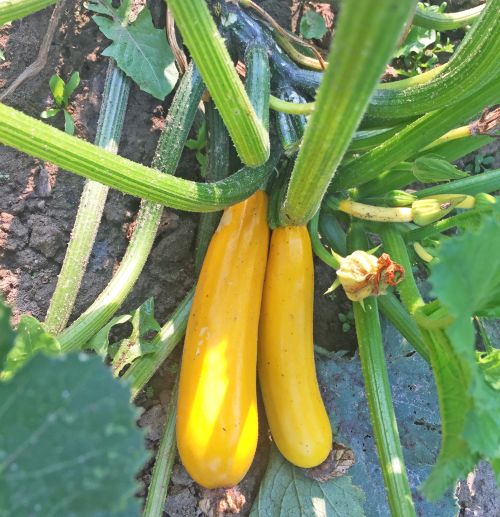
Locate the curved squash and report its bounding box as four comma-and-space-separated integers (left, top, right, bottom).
258, 225, 332, 468
176, 191, 269, 488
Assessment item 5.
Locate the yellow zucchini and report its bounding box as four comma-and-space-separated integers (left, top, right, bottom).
258, 225, 332, 468
176, 191, 269, 488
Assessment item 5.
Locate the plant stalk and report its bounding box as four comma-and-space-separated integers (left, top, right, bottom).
413, 3, 483, 31
44, 62, 130, 334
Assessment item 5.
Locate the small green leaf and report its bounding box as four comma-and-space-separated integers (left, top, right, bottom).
0, 298, 15, 370
62, 71, 80, 105
63, 110, 75, 135
185, 122, 207, 151
111, 298, 161, 375
0, 49, 5, 61
49, 74, 65, 106
413, 155, 468, 183
0, 354, 147, 516
394, 25, 437, 59
299, 10, 328, 40
86, 314, 132, 358
477, 349, 500, 391
250, 446, 365, 517
40, 107, 61, 119
0, 315, 61, 381
88, 2, 178, 100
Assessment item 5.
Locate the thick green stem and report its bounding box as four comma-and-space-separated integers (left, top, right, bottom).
0, 102, 276, 211
57, 63, 204, 352
0, 0, 56, 25
194, 102, 230, 274
416, 168, 500, 198
413, 3, 484, 31
44, 63, 130, 334
280, 0, 415, 225
331, 78, 500, 191
349, 225, 416, 517
366, 0, 500, 121
143, 381, 178, 517
166, 0, 269, 167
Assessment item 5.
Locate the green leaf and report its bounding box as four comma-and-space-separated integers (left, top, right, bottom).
477, 349, 500, 390
63, 110, 75, 135
299, 10, 328, 40
0, 315, 61, 381
49, 74, 65, 106
62, 71, 80, 105
88, 1, 178, 100
0, 299, 15, 370
250, 446, 365, 517
86, 313, 132, 358
413, 155, 469, 183
394, 24, 437, 58
40, 107, 61, 119
0, 49, 5, 61
0, 354, 147, 516
111, 298, 161, 375
185, 122, 207, 152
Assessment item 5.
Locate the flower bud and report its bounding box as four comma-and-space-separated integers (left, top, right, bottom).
411, 195, 466, 226
474, 193, 496, 210
384, 190, 417, 207
336, 251, 404, 302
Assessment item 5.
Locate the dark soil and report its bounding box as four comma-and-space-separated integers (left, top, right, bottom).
0, 1, 498, 516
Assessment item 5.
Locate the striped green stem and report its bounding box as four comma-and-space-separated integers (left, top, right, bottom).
280, 0, 415, 225
331, 78, 500, 192
167, 0, 269, 167
0, 102, 276, 211
366, 0, 500, 122
349, 224, 416, 517
413, 3, 484, 31
416, 168, 500, 198
57, 63, 205, 352
143, 381, 178, 517
0, 0, 56, 25
44, 62, 130, 334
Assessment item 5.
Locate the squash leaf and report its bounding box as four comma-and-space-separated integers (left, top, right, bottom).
87, 0, 178, 100
0, 354, 147, 516
0, 298, 15, 370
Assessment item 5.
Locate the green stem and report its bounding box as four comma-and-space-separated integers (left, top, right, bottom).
380, 226, 424, 315
366, 0, 500, 121
308, 211, 341, 269
194, 102, 230, 274
143, 381, 178, 517
349, 224, 416, 517
44, 62, 130, 334
167, 0, 269, 167
0, 102, 276, 211
413, 134, 493, 161
57, 63, 205, 352
348, 125, 406, 153
416, 168, 500, 198
0, 0, 56, 25
280, 0, 415, 225
404, 209, 486, 242
123, 288, 193, 400
331, 78, 500, 191
269, 95, 314, 115
413, 3, 484, 31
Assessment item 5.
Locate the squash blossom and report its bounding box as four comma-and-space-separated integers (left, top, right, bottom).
337, 251, 404, 302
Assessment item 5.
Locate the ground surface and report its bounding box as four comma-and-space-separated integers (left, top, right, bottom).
0, 1, 498, 516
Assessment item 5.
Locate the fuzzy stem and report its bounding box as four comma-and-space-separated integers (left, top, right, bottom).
349, 224, 416, 517
44, 63, 130, 334
166, 0, 269, 166
280, 0, 415, 225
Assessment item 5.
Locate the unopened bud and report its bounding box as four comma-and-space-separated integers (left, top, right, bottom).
384, 190, 417, 207
411, 195, 466, 226
337, 251, 404, 302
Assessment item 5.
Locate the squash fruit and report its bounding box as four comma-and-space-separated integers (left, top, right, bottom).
258, 225, 332, 468
176, 191, 269, 488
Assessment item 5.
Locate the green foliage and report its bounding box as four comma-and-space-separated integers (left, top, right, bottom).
299, 10, 327, 40
86, 298, 161, 376
0, 299, 15, 370
0, 314, 60, 381
185, 122, 208, 174
40, 72, 80, 135
250, 446, 365, 517
413, 155, 468, 183
465, 153, 495, 174
0, 354, 147, 516
393, 3, 454, 77
87, 0, 178, 100
421, 209, 500, 498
